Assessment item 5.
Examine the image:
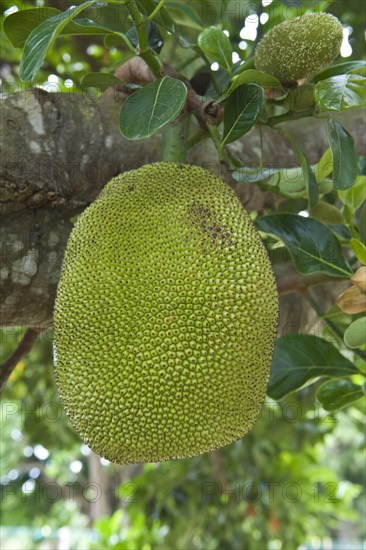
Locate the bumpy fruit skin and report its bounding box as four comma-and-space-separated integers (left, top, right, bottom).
54, 163, 278, 464
255, 13, 343, 84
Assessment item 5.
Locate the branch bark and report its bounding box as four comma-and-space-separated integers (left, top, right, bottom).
0, 327, 43, 391
1, 89, 364, 327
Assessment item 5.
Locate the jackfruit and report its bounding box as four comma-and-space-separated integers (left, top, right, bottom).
255, 13, 343, 84
53, 163, 278, 464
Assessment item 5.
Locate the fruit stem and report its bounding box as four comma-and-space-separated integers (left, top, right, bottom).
161, 117, 190, 163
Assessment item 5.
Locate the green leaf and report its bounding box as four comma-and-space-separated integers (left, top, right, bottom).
157, 3, 200, 48
328, 118, 358, 190
309, 202, 344, 225
126, 21, 164, 53
267, 335, 359, 400
233, 57, 256, 75
166, 2, 203, 30
256, 213, 352, 278
282, 133, 318, 209
119, 76, 187, 140
221, 84, 264, 147
227, 69, 284, 95
232, 166, 281, 184
344, 317, 366, 349
314, 148, 333, 182
360, 202, 366, 244
350, 238, 366, 264
315, 72, 366, 111
317, 379, 364, 411
80, 73, 123, 91
4, 7, 59, 48
296, 149, 319, 209
312, 60, 366, 82
198, 26, 232, 72
4, 6, 132, 50
339, 176, 366, 211
19, 1, 97, 82
266, 167, 306, 197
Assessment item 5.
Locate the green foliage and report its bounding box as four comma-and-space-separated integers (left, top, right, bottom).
317, 378, 365, 410
268, 335, 360, 400
19, 2, 99, 81
119, 77, 188, 139
256, 214, 352, 277
314, 70, 366, 111
198, 26, 233, 73
221, 84, 264, 146
327, 117, 358, 189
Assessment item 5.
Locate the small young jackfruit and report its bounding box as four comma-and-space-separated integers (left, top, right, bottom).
53, 163, 278, 464
255, 13, 343, 84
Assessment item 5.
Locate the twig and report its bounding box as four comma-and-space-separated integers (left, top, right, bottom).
125, 0, 164, 77
148, 0, 168, 21
0, 328, 43, 392
276, 273, 346, 295
266, 109, 316, 127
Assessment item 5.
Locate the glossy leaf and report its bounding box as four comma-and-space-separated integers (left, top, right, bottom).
267, 335, 359, 400
126, 21, 164, 53
6, 7, 133, 52
344, 317, 366, 349
327, 118, 358, 190
119, 77, 187, 140
232, 166, 281, 184
157, 4, 198, 48
198, 26, 232, 71
339, 176, 366, 211
256, 213, 352, 278
309, 202, 344, 225
221, 84, 264, 146
315, 72, 366, 111
351, 238, 366, 264
4, 7, 60, 47
167, 2, 203, 30
312, 60, 366, 82
227, 69, 284, 95
19, 1, 97, 81
295, 148, 319, 209
80, 73, 123, 91
316, 379, 364, 411
314, 148, 333, 182
266, 167, 306, 197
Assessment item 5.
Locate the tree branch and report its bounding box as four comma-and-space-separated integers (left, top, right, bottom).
276, 273, 348, 295
0, 327, 43, 392
0, 90, 364, 326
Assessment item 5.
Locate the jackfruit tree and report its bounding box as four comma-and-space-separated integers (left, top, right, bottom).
1, 0, 365, 547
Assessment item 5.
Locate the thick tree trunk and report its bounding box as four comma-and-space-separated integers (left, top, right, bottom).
1, 89, 364, 327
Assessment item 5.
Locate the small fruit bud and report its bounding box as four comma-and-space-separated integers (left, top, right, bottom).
255, 13, 343, 85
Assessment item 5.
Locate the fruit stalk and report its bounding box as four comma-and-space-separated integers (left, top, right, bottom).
161, 117, 190, 163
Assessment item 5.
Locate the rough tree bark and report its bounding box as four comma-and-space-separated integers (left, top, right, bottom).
1, 89, 364, 327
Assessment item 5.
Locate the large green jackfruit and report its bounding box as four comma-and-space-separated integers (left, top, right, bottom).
255, 13, 343, 84
54, 163, 278, 463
